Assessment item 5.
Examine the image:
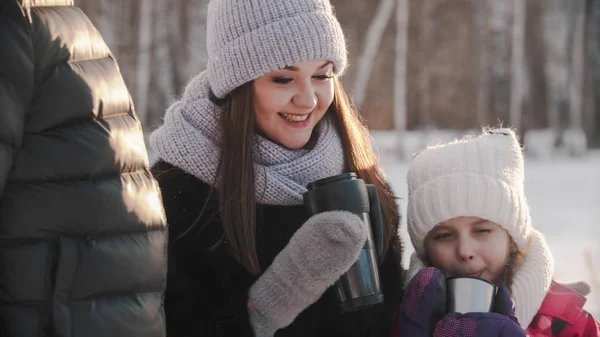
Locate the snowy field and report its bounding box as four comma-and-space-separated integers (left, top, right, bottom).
378, 143, 600, 317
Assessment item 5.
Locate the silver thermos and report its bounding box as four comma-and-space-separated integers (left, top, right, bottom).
303, 173, 385, 313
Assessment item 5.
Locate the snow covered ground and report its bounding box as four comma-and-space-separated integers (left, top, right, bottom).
379, 146, 600, 317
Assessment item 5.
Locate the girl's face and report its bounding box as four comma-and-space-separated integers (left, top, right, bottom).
252, 59, 335, 150
425, 216, 511, 284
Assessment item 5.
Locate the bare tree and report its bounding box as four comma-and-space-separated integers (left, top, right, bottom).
153, 0, 176, 107
510, 0, 529, 132
510, 0, 527, 133
352, 0, 396, 106
186, 0, 210, 77
569, 0, 587, 130
418, 0, 435, 128
471, 0, 513, 128
542, 0, 570, 139
473, 0, 490, 126
97, 1, 116, 50
394, 0, 409, 132
592, 0, 600, 144
163, 1, 185, 89
487, 0, 513, 125
136, 1, 153, 123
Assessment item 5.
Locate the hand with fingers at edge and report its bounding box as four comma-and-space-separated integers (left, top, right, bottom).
396, 267, 528, 337
247, 210, 368, 337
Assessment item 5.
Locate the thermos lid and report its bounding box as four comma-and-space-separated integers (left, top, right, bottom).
306, 172, 357, 190
445, 276, 495, 285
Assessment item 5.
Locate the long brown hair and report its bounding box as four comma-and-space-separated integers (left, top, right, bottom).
330, 77, 400, 264
207, 77, 399, 276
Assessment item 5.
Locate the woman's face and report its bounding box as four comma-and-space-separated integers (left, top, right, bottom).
252, 59, 335, 150
425, 216, 511, 284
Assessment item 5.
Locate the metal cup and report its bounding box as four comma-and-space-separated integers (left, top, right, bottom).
446, 276, 497, 313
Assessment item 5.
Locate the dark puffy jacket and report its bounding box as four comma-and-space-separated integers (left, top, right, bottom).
0, 1, 167, 336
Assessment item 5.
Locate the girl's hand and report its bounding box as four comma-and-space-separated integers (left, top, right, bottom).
396, 267, 527, 336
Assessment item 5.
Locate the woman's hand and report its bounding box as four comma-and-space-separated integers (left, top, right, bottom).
247, 210, 367, 336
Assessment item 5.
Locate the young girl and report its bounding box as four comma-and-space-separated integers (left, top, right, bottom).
397, 128, 599, 336
149, 0, 404, 336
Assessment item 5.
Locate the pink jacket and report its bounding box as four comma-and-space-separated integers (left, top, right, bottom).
527, 281, 599, 337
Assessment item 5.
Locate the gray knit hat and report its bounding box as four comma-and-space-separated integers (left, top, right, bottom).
206, 0, 348, 98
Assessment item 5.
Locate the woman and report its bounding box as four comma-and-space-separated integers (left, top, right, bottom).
150, 0, 405, 336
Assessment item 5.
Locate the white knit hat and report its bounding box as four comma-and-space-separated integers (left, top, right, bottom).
407, 128, 532, 259
206, 0, 348, 98
404, 128, 554, 328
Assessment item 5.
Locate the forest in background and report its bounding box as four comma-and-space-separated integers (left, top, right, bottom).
75, 0, 600, 149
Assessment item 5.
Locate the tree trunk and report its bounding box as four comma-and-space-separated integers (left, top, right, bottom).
569, 0, 586, 130
186, 0, 210, 77
154, 0, 175, 108
97, 1, 115, 50
418, 0, 435, 128
510, 0, 527, 133
484, 0, 512, 126
542, 0, 570, 139
394, 0, 409, 131
352, 0, 396, 106
473, 0, 490, 126
522, 0, 549, 131
165, 1, 186, 90
135, 0, 153, 123
489, 0, 512, 122
589, 0, 600, 145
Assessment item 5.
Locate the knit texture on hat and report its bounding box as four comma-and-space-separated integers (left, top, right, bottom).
206, 0, 348, 98
404, 128, 554, 328
149, 71, 345, 205
407, 128, 532, 258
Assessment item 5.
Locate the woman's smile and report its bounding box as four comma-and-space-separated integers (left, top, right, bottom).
278, 111, 312, 124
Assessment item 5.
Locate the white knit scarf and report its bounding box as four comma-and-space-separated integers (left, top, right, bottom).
404, 228, 554, 329
149, 70, 346, 206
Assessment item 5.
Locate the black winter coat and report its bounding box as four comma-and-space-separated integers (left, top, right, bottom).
0, 1, 167, 336
152, 160, 404, 337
